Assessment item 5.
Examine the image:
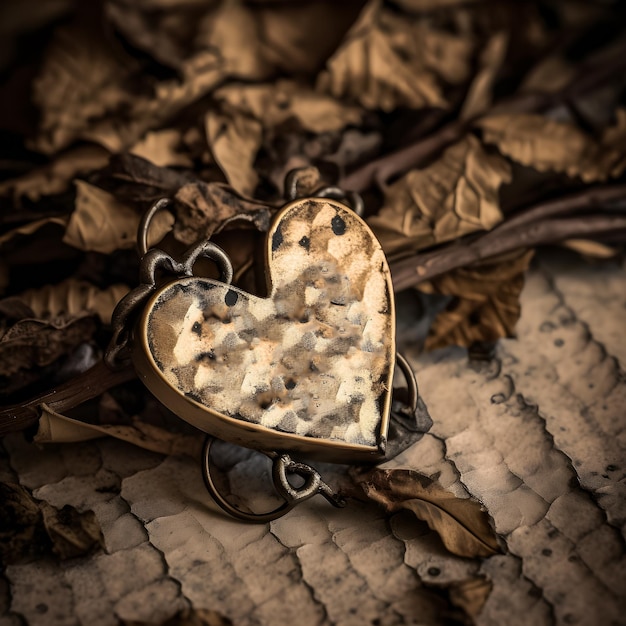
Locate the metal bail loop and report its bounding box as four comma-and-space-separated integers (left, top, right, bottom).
202, 437, 346, 523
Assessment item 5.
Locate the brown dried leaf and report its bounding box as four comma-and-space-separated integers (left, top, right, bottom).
520, 55, 576, 94
206, 111, 263, 196
130, 130, 194, 169
63, 181, 173, 254
35, 404, 204, 459
0, 314, 96, 378
0, 145, 110, 202
40, 500, 104, 560
207, 81, 362, 194
16, 279, 129, 325
419, 250, 534, 351
0, 217, 67, 249
460, 32, 508, 120
0, 482, 104, 563
369, 135, 511, 255
478, 110, 626, 182
31, 23, 134, 154
316, 0, 446, 111
357, 468, 500, 558
173, 181, 273, 245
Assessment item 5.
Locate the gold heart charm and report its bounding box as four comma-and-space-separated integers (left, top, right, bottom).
132, 198, 395, 462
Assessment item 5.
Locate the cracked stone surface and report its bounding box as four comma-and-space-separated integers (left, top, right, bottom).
1, 251, 625, 626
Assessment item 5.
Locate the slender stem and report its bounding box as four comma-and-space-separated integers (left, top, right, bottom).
0, 361, 136, 437
390, 213, 626, 292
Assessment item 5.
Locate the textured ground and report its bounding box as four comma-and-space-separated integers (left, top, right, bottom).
1, 251, 625, 626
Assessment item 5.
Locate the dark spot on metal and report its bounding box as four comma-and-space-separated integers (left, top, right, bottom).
272, 224, 283, 251
192, 321, 202, 335
299, 235, 310, 250
225, 289, 239, 306
331, 214, 346, 235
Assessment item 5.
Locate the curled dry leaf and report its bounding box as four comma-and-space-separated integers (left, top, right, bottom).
31, 23, 134, 154
64, 181, 173, 254
206, 111, 263, 196
317, 0, 446, 111
460, 32, 508, 120
207, 81, 363, 195
418, 250, 535, 351
130, 130, 194, 169
478, 109, 626, 183
34, 404, 204, 459
0, 145, 110, 203
0, 314, 96, 378
369, 135, 511, 255
15, 279, 129, 325
357, 468, 500, 558
0, 216, 67, 249
0, 482, 104, 563
173, 181, 273, 245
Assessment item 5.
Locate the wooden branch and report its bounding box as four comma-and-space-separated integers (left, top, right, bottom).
342, 40, 626, 193
390, 212, 626, 292
0, 361, 136, 437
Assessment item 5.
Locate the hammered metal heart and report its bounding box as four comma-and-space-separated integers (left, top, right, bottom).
134, 198, 395, 461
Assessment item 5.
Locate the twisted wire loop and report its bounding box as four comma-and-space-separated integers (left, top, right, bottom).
284, 168, 365, 217
202, 438, 346, 523
105, 199, 234, 369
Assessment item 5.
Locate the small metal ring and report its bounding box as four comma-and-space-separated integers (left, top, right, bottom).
202, 438, 295, 523
314, 186, 365, 217
395, 352, 419, 416
137, 198, 174, 257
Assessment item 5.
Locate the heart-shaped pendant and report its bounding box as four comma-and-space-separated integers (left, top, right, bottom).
132, 198, 396, 463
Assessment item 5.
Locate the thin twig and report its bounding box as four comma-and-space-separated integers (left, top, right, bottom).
342, 39, 626, 193
390, 212, 626, 292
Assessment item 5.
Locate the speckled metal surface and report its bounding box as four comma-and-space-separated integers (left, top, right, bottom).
138, 198, 395, 455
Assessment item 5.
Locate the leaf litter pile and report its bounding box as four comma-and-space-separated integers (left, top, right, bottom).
0, 0, 625, 618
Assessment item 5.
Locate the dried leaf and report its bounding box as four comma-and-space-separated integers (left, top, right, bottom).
0, 482, 104, 563
0, 145, 110, 202
206, 111, 263, 196
369, 135, 511, 255
0, 216, 67, 249
419, 250, 534, 351
478, 110, 626, 182
0, 314, 96, 378
130, 130, 194, 169
206, 81, 362, 195
63, 181, 173, 254
520, 56, 576, 94
16, 279, 129, 325
316, 0, 445, 111
562, 239, 618, 259
35, 403, 203, 459
40, 500, 104, 560
460, 32, 508, 120
173, 181, 272, 245
357, 468, 500, 558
